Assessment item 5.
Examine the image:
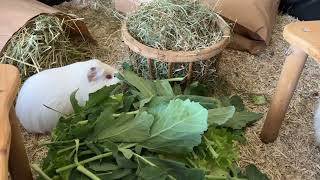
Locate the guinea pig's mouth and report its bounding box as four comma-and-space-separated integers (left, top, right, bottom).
114, 72, 122, 79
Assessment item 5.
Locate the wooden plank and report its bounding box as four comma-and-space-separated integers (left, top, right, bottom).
9, 108, 33, 180
0, 64, 20, 180
284, 21, 320, 61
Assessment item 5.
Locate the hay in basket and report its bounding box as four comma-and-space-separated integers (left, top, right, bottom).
122, 0, 231, 83
0, 14, 93, 80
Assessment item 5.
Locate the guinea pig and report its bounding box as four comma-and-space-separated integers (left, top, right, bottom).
15, 59, 120, 134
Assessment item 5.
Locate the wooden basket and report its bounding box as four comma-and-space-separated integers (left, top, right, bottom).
121, 16, 231, 83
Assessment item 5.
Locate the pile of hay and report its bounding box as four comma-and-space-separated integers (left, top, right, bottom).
125, 0, 225, 80
127, 0, 223, 51
0, 15, 92, 80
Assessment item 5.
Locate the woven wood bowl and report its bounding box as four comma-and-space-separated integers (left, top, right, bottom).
121, 16, 231, 82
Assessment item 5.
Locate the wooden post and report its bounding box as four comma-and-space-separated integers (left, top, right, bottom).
168, 63, 173, 78
204, 60, 210, 80
9, 108, 33, 180
187, 63, 193, 85
0, 113, 10, 180
147, 58, 155, 80
0, 65, 21, 180
260, 46, 308, 143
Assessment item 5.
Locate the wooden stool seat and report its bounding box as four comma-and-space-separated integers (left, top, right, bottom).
260, 21, 320, 143
284, 21, 320, 61
0, 64, 32, 180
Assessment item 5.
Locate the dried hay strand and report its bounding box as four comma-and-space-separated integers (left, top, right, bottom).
0, 15, 92, 80
124, 0, 226, 80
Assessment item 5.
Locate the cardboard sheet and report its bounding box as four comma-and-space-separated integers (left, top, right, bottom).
0, 0, 95, 53
201, 0, 280, 54
201, 0, 280, 45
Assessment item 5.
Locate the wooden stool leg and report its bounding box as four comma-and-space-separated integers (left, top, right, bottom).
0, 114, 10, 180
8, 108, 33, 180
260, 46, 308, 143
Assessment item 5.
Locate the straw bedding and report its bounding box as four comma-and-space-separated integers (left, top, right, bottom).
0, 15, 92, 80
22, 1, 320, 180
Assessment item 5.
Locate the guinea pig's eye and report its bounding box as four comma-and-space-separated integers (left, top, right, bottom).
105, 74, 113, 79
90, 67, 96, 71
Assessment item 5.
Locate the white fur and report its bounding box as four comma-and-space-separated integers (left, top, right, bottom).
314, 101, 320, 145
15, 59, 120, 134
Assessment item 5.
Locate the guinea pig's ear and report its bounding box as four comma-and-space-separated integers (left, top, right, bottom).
87, 67, 97, 82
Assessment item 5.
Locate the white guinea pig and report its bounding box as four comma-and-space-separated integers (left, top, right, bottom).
314, 101, 320, 145
15, 59, 120, 134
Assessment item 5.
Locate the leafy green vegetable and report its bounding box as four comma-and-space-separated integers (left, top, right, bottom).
134, 96, 153, 109
188, 128, 239, 172
173, 83, 182, 95
176, 95, 220, 109
242, 164, 269, 180
155, 80, 175, 96
35, 70, 267, 180
219, 95, 245, 112
183, 81, 209, 96
137, 157, 205, 180
122, 70, 156, 98
70, 89, 81, 113
122, 62, 134, 71
88, 162, 119, 172
96, 111, 154, 143
98, 169, 133, 179
251, 95, 267, 105
208, 106, 236, 126
138, 166, 167, 180
223, 112, 263, 129
85, 84, 118, 108
144, 99, 208, 153
230, 96, 245, 112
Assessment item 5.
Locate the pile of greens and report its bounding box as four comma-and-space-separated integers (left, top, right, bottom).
33, 70, 269, 180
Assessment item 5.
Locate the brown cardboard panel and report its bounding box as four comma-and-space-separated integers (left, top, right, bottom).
0, 0, 95, 53
201, 0, 280, 54
201, 0, 280, 45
